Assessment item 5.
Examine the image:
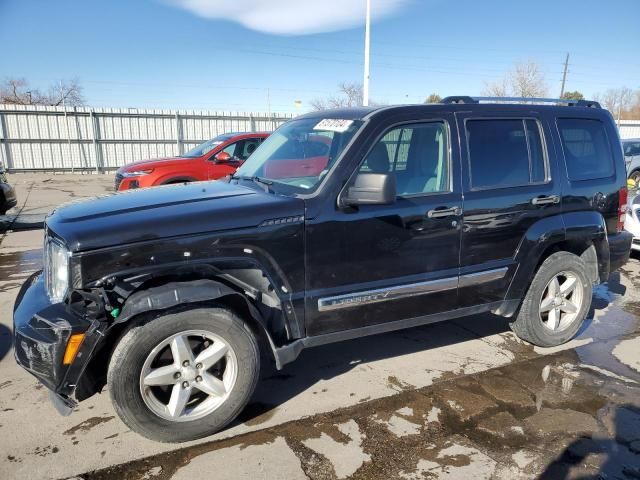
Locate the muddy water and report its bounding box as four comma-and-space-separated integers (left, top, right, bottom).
0, 249, 41, 291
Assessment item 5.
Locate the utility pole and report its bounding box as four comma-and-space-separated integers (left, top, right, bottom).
266, 88, 271, 118
362, 0, 371, 106
560, 52, 570, 98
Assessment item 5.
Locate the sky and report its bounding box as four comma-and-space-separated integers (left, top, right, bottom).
1, 0, 638, 113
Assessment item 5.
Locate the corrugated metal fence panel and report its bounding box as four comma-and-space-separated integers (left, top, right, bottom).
0, 104, 294, 171
620, 121, 640, 139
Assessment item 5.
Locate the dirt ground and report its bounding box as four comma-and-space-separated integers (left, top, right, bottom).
0, 173, 639, 479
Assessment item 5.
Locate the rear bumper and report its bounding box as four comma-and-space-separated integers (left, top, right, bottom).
608, 231, 632, 272
13, 272, 95, 406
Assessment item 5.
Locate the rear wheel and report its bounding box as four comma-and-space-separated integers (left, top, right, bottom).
510, 251, 592, 347
108, 307, 260, 442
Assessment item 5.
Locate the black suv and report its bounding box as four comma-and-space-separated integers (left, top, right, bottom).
13, 97, 631, 442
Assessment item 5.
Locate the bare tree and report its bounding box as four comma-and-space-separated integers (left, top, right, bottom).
0, 77, 85, 106
482, 61, 548, 98
0, 78, 31, 104
482, 78, 509, 97
310, 82, 369, 110
510, 61, 548, 97
46, 78, 85, 106
424, 93, 442, 104
595, 87, 634, 118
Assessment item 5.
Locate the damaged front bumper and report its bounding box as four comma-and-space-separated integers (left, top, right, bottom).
13, 271, 102, 412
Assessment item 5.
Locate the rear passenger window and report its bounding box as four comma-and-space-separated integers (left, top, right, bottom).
557, 118, 614, 181
466, 119, 547, 189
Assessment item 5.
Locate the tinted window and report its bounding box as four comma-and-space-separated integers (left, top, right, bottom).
558, 118, 614, 181
624, 141, 640, 157
359, 122, 449, 196
467, 119, 547, 189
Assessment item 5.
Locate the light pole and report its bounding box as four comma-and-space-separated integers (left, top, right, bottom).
363, 0, 371, 106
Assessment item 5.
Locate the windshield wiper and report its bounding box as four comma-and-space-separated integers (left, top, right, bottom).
231, 174, 274, 192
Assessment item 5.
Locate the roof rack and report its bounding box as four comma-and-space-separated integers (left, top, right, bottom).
440, 96, 601, 108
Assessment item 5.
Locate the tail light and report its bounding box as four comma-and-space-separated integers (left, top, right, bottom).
617, 186, 628, 232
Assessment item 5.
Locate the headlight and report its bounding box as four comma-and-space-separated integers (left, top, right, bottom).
122, 169, 153, 177
44, 238, 69, 303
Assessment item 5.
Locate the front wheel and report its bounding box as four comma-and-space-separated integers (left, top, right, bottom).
107, 307, 260, 442
510, 251, 592, 347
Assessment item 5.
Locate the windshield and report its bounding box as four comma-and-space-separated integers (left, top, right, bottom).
182, 137, 226, 158
234, 117, 362, 193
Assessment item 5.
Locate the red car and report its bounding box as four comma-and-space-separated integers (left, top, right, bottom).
115, 132, 269, 191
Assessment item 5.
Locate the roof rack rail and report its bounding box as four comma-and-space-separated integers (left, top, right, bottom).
440, 96, 601, 108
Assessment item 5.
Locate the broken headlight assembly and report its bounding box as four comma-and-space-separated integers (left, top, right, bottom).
44, 236, 70, 303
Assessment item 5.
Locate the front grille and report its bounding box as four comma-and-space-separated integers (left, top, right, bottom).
633, 238, 640, 245
114, 173, 123, 191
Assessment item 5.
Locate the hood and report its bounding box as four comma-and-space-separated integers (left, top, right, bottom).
46, 181, 304, 252
117, 156, 196, 171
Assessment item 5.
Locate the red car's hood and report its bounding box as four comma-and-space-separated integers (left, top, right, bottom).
118, 156, 199, 172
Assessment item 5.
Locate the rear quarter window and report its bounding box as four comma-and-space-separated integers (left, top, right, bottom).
557, 118, 614, 181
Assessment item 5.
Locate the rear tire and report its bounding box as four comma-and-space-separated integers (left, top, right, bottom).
510, 251, 592, 347
107, 307, 260, 443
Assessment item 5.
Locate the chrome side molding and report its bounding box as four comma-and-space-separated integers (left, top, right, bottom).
317, 267, 508, 312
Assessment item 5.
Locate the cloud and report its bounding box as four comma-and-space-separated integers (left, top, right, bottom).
165, 0, 410, 35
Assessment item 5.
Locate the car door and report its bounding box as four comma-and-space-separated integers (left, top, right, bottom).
456, 113, 562, 308
207, 138, 263, 180
304, 115, 463, 336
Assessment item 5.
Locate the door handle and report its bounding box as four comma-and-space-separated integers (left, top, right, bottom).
531, 195, 560, 205
427, 206, 462, 218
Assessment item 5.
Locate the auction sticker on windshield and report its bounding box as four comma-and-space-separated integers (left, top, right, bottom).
314, 119, 354, 133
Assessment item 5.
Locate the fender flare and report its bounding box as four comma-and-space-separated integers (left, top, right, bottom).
504, 211, 607, 306
113, 278, 286, 368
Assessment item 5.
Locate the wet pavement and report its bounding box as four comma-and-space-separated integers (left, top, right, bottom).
0, 173, 113, 233
0, 174, 639, 479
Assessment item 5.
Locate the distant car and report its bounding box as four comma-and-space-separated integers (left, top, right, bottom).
0, 162, 17, 215
115, 132, 269, 191
625, 192, 640, 252
623, 138, 640, 184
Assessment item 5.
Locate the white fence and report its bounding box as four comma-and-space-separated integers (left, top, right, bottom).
619, 120, 640, 139
1, 104, 638, 172
0, 105, 294, 172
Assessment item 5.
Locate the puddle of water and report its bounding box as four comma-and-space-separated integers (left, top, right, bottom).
0, 249, 41, 285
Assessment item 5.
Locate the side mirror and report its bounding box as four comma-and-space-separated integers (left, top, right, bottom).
341, 173, 396, 207
215, 151, 234, 163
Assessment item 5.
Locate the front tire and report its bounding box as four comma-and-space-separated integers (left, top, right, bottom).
107, 307, 260, 443
510, 251, 592, 347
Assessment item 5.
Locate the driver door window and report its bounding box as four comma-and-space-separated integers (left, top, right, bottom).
219, 141, 241, 160
359, 122, 450, 196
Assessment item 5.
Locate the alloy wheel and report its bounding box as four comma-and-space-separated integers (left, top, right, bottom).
538, 271, 584, 332
139, 329, 238, 422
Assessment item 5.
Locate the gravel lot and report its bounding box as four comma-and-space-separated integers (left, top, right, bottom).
0, 174, 639, 479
